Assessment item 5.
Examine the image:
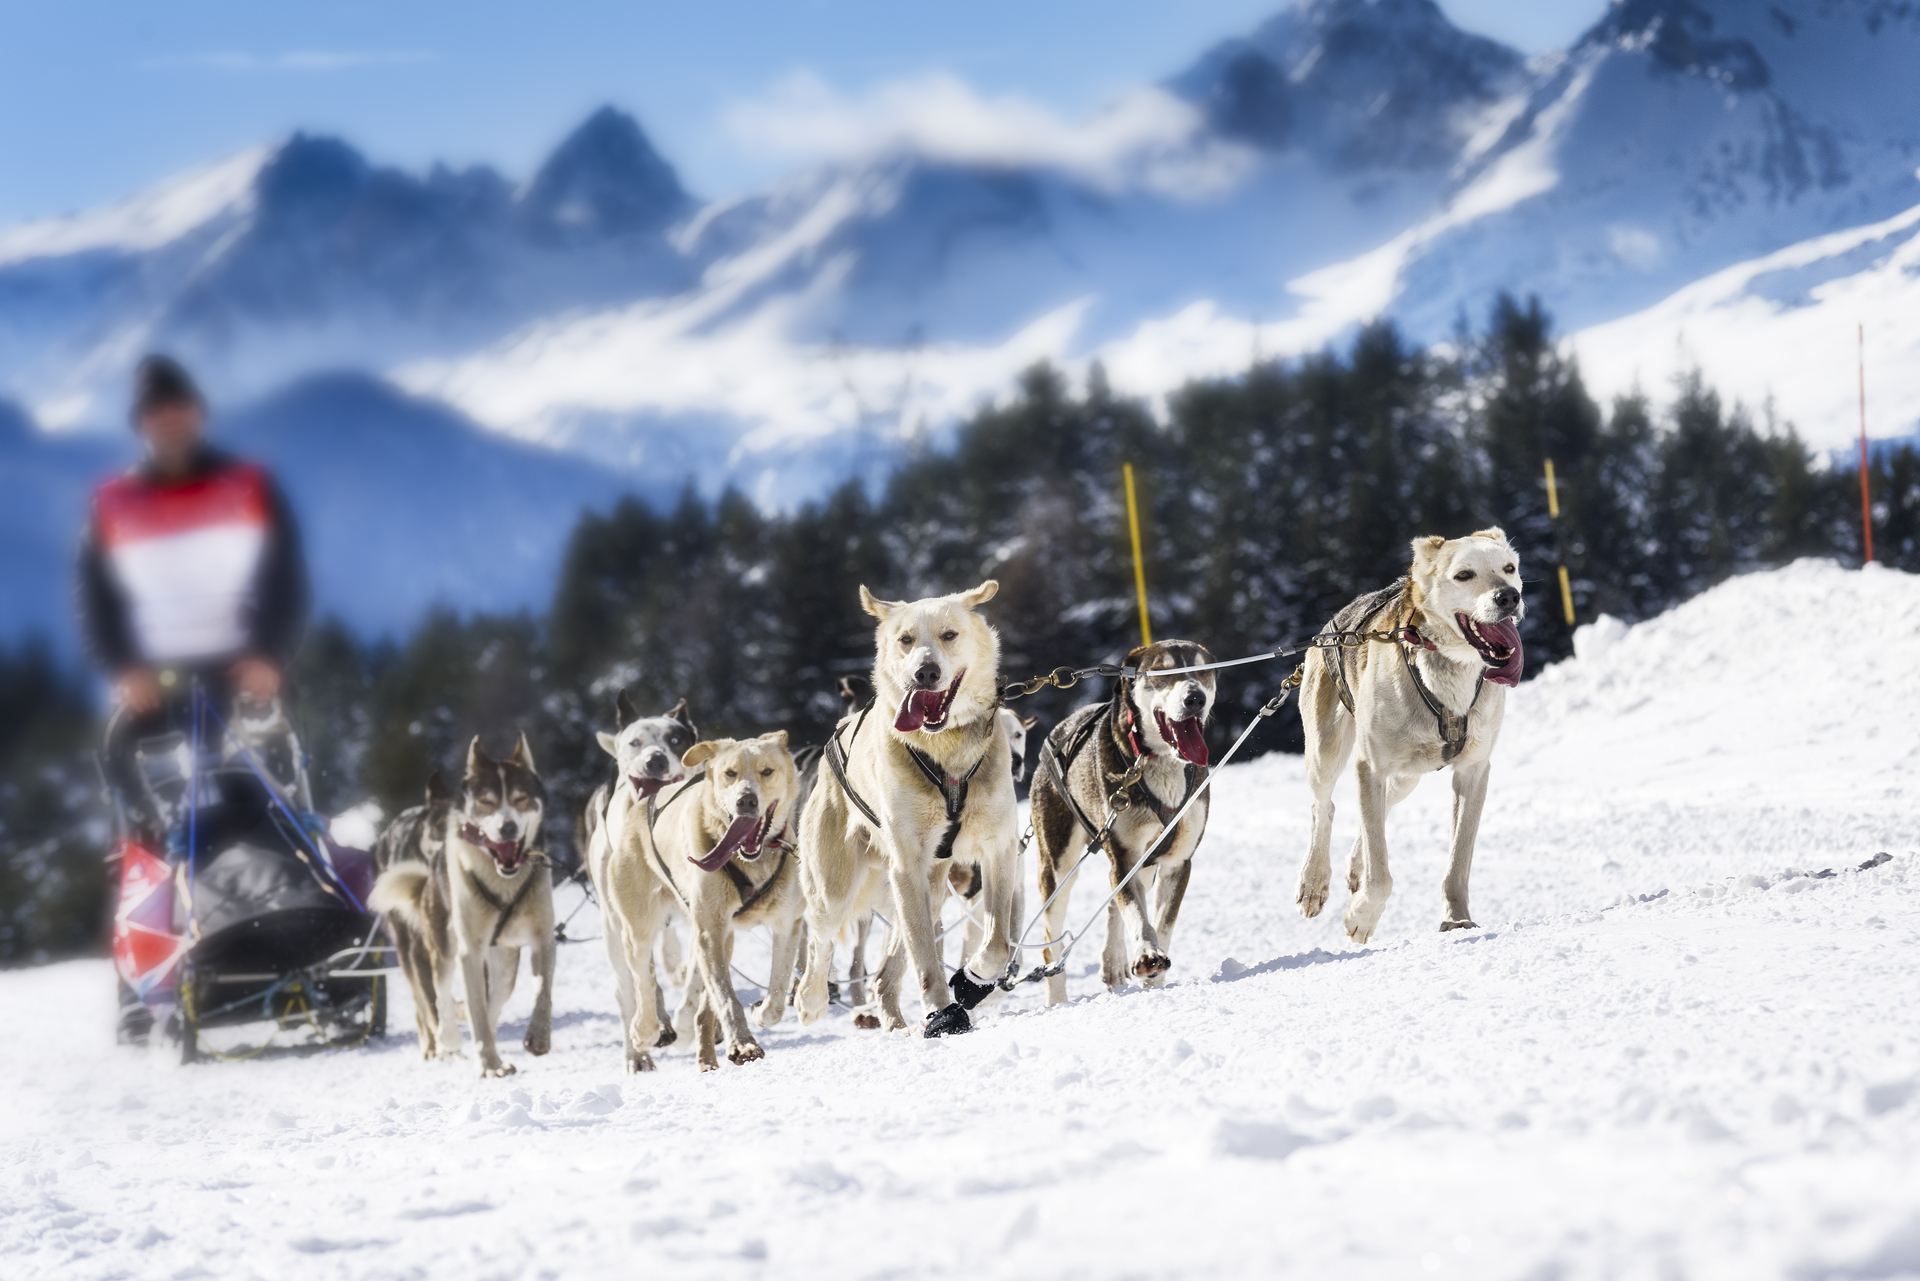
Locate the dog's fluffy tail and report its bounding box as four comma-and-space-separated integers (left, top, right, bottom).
370, 864, 432, 929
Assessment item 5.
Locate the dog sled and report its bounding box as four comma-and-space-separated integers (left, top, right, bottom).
108, 686, 392, 1063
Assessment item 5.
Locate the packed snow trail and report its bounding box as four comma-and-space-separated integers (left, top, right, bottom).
5, 560, 1919, 1280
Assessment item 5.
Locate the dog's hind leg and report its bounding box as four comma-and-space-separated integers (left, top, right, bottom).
429, 946, 465, 1060
1296, 662, 1354, 919
1440, 760, 1491, 932
1100, 899, 1129, 991
694, 988, 721, 1072
845, 911, 873, 1010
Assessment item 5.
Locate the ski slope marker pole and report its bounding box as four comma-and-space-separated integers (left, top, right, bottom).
1544, 458, 1575, 626
1859, 324, 1875, 564
1124, 461, 1152, 646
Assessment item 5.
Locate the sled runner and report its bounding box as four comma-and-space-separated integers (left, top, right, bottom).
108, 686, 392, 1063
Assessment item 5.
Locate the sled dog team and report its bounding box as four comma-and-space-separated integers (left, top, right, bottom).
372, 529, 1527, 1075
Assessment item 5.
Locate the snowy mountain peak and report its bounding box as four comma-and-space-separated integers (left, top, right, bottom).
521, 105, 692, 241
1579, 0, 1770, 89
1175, 0, 1525, 168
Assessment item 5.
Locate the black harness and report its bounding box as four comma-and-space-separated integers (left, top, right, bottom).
824, 699, 989, 859
1037, 686, 1204, 867
645, 775, 793, 919
1325, 581, 1484, 764
462, 865, 543, 947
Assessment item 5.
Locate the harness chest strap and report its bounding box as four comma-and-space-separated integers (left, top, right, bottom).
463, 866, 543, 947
645, 775, 792, 917
825, 701, 992, 859
1040, 697, 1202, 866
1325, 582, 1482, 763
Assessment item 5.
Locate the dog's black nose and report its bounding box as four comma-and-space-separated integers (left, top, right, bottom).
499, 819, 519, 840
1493, 586, 1520, 611
736, 791, 759, 816
1181, 687, 1207, 714
643, 749, 670, 777
914, 661, 941, 689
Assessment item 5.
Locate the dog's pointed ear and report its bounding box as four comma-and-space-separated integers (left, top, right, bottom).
1470, 526, 1509, 545
508, 731, 536, 773
960, 579, 999, 608
1409, 534, 1448, 577
1020, 714, 1037, 729
425, 769, 452, 806
615, 688, 638, 726
1123, 644, 1152, 671
859, 585, 902, 619
466, 736, 488, 775
665, 697, 696, 739
596, 730, 619, 759
761, 729, 789, 750
681, 741, 720, 771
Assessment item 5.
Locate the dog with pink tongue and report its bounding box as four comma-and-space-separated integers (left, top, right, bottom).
795, 580, 1021, 1038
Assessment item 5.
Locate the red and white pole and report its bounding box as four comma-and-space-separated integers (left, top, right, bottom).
1858, 323, 1874, 564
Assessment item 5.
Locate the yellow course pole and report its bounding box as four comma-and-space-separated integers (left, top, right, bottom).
1124, 462, 1152, 647
1544, 458, 1575, 626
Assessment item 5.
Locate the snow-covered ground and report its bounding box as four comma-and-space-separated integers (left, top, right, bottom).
6, 559, 1919, 1280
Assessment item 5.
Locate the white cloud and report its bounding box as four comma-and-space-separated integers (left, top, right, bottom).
723, 71, 1253, 198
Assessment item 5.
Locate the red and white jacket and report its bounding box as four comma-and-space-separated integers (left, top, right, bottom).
78, 447, 308, 671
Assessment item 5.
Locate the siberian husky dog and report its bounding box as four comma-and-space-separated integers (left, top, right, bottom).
1029, 641, 1215, 1005
795, 580, 1019, 1037
631, 733, 803, 1070
371, 770, 454, 1051
580, 692, 697, 1070
1294, 529, 1525, 944
370, 735, 555, 1077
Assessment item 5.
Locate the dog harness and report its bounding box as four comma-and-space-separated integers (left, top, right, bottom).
1325, 580, 1483, 764
1037, 686, 1205, 867
824, 701, 990, 860
645, 777, 794, 918
461, 864, 544, 947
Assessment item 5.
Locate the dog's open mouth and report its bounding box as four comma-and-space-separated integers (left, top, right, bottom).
1457, 613, 1525, 686
628, 772, 682, 800
895, 669, 966, 734
461, 823, 529, 877
1154, 711, 1209, 767
691, 800, 780, 873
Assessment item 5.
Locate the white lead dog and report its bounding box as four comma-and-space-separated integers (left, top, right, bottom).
1294, 528, 1525, 944
795, 580, 1020, 1037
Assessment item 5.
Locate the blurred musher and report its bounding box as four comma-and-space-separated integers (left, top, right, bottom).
76, 356, 310, 1039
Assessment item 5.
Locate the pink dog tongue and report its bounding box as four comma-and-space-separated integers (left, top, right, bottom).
1481, 621, 1525, 687
691, 815, 758, 873
894, 688, 947, 733
1159, 714, 1209, 767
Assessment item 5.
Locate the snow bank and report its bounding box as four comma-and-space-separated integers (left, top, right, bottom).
3, 561, 1918, 1280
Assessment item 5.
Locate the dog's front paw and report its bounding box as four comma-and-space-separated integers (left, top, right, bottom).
749, 998, 783, 1029
480, 1060, 517, 1078
1131, 950, 1171, 979
948, 965, 997, 1011
626, 1050, 656, 1073
653, 1024, 677, 1048
1439, 917, 1479, 933
923, 1003, 972, 1038
852, 1011, 882, 1030
523, 1029, 551, 1057
1295, 877, 1330, 919
727, 1042, 765, 1066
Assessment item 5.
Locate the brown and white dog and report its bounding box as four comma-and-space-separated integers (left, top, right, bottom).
371, 735, 555, 1076
1029, 641, 1215, 1004
795, 580, 1020, 1037
632, 732, 804, 1070
1293, 529, 1524, 943
370, 769, 454, 1052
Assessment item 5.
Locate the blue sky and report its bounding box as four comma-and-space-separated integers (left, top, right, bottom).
0, 0, 1604, 226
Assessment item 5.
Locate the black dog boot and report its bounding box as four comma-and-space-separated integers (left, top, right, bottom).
949, 965, 997, 1011
923, 1002, 973, 1038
